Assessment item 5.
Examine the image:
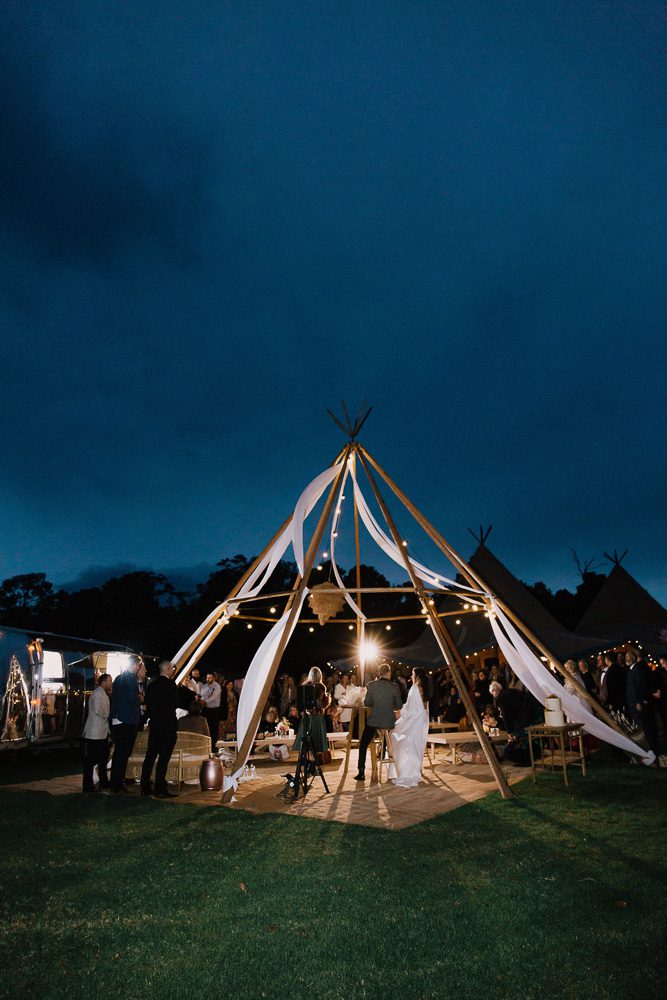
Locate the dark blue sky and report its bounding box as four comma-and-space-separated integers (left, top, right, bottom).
1, 1, 665, 604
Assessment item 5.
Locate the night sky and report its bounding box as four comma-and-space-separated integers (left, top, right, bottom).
1, 2, 665, 605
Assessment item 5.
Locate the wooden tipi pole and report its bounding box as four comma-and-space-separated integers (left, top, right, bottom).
360, 446, 625, 734
356, 450, 514, 800
222, 446, 352, 801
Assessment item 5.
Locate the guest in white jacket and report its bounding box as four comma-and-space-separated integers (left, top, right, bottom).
82, 673, 112, 793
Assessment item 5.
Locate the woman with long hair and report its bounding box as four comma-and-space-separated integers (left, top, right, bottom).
292, 666, 331, 754
390, 667, 430, 788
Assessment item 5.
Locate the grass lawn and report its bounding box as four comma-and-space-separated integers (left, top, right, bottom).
0, 748, 665, 1000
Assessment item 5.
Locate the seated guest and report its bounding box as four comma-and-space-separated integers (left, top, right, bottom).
263, 706, 279, 734
178, 699, 209, 736
489, 681, 539, 736
177, 684, 197, 713
287, 705, 301, 731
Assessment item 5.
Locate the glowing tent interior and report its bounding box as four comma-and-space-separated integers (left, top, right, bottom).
171, 409, 653, 802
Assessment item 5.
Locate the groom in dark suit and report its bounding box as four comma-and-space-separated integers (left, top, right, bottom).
355, 662, 403, 781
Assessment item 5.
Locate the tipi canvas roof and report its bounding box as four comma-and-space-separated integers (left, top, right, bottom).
576, 563, 667, 656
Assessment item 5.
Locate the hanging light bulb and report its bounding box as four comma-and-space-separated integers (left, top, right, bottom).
385, 625, 391, 631
270, 607, 276, 615
247, 623, 253, 630
455, 619, 461, 625
322, 551, 328, 559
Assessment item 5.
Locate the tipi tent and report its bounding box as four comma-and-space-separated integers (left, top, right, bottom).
171, 418, 655, 801
576, 561, 667, 658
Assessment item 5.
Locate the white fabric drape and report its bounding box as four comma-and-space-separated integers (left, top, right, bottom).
174, 460, 343, 679
350, 464, 485, 596
222, 459, 344, 792
489, 601, 651, 761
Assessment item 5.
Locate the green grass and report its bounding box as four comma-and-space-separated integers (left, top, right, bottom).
0, 749, 665, 1000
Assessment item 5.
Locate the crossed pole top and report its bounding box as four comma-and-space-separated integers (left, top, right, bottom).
327, 401, 373, 441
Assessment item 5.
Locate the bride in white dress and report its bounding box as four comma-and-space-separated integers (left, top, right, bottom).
390, 667, 430, 788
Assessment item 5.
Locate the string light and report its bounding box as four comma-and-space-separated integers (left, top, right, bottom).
309, 627, 315, 633
455, 619, 461, 625
246, 623, 253, 630
401, 540, 408, 547
322, 551, 328, 559
385, 625, 391, 631
270, 607, 276, 614
348, 624, 354, 631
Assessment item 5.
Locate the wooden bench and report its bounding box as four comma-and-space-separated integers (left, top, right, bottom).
125, 730, 212, 786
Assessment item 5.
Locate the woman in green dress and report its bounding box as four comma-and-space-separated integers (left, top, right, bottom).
293, 666, 330, 754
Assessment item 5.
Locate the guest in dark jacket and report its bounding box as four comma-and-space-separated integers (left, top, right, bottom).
599, 653, 626, 714
109, 655, 143, 793
626, 649, 659, 760
141, 661, 180, 797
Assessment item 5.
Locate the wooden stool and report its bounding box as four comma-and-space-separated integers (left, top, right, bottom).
371, 728, 397, 784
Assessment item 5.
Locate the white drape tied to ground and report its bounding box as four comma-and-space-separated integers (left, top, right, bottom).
222, 461, 343, 793
489, 600, 652, 762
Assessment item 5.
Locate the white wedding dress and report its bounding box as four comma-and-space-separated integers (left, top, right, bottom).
389, 684, 429, 788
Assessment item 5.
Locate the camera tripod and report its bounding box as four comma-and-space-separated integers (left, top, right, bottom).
290, 713, 330, 801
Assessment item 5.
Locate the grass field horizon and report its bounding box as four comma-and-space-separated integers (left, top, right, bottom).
0, 747, 665, 1000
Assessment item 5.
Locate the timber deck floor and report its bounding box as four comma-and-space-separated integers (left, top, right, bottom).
2, 751, 530, 830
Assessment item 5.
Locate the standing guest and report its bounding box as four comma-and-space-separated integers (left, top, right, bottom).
626, 648, 659, 763
141, 661, 180, 798
137, 661, 148, 730
355, 663, 402, 781
656, 657, 667, 735
563, 659, 588, 714
200, 672, 222, 745
293, 666, 330, 755
599, 652, 626, 714
280, 675, 296, 716
109, 655, 143, 793
82, 673, 112, 793
334, 674, 352, 731
473, 669, 492, 714
186, 668, 202, 695
219, 680, 238, 736
578, 659, 598, 699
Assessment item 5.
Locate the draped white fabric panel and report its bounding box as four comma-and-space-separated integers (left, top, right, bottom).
351, 465, 485, 595
174, 460, 343, 679
222, 460, 344, 792
291, 463, 343, 575
226, 590, 309, 789
489, 602, 651, 761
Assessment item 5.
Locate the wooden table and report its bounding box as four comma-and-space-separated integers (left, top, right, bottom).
429, 721, 461, 732
527, 723, 587, 786
426, 731, 507, 766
